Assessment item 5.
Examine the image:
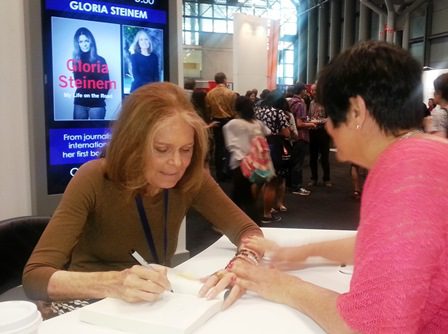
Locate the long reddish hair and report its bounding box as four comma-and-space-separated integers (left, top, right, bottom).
106, 82, 209, 196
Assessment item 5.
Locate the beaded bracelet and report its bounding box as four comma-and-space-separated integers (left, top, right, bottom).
225, 247, 261, 270
235, 253, 258, 266
225, 255, 253, 269
225, 248, 260, 269
237, 248, 261, 263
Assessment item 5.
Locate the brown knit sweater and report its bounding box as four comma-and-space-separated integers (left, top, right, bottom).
23, 159, 261, 300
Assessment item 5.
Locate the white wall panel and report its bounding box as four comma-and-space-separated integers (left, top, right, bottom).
233, 13, 268, 95
0, 0, 32, 220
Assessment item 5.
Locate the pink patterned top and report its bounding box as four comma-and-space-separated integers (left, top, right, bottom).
337, 137, 448, 333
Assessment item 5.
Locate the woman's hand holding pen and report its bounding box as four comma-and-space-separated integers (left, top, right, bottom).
112, 264, 172, 303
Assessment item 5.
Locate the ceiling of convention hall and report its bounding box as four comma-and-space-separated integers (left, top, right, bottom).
190, 0, 427, 14
362, 0, 426, 11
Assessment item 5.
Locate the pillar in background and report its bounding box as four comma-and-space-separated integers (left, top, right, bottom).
342, 0, 355, 50
317, 1, 329, 77
378, 14, 386, 41
307, 3, 317, 83
297, 2, 309, 83
329, 0, 342, 60
267, 20, 280, 90
359, 2, 370, 41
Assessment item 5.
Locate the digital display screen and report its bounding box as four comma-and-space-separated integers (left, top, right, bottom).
41, 0, 169, 194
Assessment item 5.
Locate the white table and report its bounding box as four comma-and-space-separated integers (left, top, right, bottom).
38, 228, 356, 334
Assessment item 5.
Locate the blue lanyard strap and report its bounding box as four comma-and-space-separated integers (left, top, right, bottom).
135, 189, 169, 265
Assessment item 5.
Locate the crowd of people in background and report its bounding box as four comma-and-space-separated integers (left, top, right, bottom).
184, 72, 339, 224
184, 68, 448, 225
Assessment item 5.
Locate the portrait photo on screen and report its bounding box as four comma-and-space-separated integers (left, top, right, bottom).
122, 26, 164, 94
52, 17, 122, 121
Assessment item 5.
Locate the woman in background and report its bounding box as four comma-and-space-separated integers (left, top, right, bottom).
430, 73, 448, 138
427, 97, 436, 112
72, 27, 109, 120
255, 90, 291, 223
129, 30, 160, 92
223, 95, 271, 222
245, 90, 257, 103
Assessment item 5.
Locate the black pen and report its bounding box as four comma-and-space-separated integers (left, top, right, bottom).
129, 249, 174, 293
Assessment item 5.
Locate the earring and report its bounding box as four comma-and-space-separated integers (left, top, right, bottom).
356, 124, 360, 129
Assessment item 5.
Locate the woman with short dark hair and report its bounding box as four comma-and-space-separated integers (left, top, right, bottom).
230, 41, 448, 333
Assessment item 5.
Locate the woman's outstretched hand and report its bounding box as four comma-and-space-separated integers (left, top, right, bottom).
229, 260, 300, 305
243, 235, 311, 271
198, 263, 245, 310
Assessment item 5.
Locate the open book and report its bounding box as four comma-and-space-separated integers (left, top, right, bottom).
79, 271, 223, 334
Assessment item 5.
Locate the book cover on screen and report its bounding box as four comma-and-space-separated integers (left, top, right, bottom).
51, 17, 122, 121
79, 271, 223, 334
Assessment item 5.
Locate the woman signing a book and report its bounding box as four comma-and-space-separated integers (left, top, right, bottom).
229, 41, 448, 333
23, 82, 263, 318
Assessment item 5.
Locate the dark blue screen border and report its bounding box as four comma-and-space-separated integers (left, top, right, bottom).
45, 0, 167, 24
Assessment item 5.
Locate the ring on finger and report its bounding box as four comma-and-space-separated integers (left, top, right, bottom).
213, 271, 225, 280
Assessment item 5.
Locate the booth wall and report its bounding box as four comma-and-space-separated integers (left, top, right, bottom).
233, 13, 268, 95
0, 1, 32, 220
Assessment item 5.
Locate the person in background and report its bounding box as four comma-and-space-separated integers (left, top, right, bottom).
271, 96, 293, 213
421, 102, 432, 133
23, 82, 262, 318
72, 27, 109, 120
255, 90, 291, 223
285, 85, 294, 100
191, 89, 209, 124
427, 97, 436, 112
183, 78, 196, 101
251, 88, 259, 103
308, 83, 332, 187
424, 98, 436, 132
430, 73, 448, 138
245, 90, 257, 103
206, 72, 236, 182
255, 88, 270, 108
230, 41, 448, 333
223, 96, 271, 222
288, 82, 316, 196
350, 164, 365, 199
284, 87, 299, 144
129, 30, 160, 92
191, 88, 213, 166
